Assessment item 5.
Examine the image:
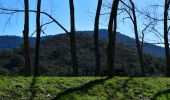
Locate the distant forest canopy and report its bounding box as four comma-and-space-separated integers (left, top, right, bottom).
0, 33, 166, 76
0, 0, 169, 77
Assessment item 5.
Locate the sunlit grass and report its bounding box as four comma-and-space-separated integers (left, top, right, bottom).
0, 76, 170, 100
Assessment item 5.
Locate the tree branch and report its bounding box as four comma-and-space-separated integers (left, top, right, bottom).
0, 7, 70, 34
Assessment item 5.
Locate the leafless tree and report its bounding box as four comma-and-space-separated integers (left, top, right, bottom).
23, 0, 31, 76
69, 0, 78, 76
141, 21, 154, 56
107, 0, 120, 77
121, 0, 145, 76
164, 0, 170, 76
135, 1, 170, 76
129, 0, 145, 76
94, 0, 102, 76
34, 0, 41, 76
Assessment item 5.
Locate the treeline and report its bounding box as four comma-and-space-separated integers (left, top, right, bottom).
0, 0, 169, 77
0, 33, 166, 76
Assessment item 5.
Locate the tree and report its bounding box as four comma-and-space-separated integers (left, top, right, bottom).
94, 0, 102, 76
164, 0, 170, 76
69, 0, 78, 76
128, 0, 145, 76
130, 0, 170, 76
107, 0, 120, 77
120, 0, 145, 76
23, 0, 31, 76
34, 0, 41, 76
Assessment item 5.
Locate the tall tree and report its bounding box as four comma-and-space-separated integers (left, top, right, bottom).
34, 0, 41, 76
128, 0, 145, 76
69, 0, 78, 76
23, 0, 31, 76
107, 0, 119, 77
164, 0, 170, 77
94, 0, 102, 76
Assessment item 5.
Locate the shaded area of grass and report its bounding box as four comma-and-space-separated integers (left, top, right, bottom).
52, 77, 111, 100
29, 76, 37, 100
0, 76, 101, 99
0, 76, 170, 99
152, 89, 170, 100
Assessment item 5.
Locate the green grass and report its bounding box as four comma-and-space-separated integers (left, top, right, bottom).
0, 76, 170, 100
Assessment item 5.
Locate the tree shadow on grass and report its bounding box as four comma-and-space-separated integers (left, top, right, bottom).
29, 76, 37, 100
152, 89, 170, 100
52, 77, 111, 100
121, 78, 133, 90
112, 77, 133, 99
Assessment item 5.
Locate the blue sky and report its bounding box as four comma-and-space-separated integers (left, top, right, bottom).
0, 0, 165, 46
0, 0, 100, 36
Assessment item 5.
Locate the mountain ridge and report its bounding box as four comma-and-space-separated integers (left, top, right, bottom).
80, 29, 165, 57
0, 29, 165, 57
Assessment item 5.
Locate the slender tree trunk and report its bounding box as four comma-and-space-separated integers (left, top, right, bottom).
164, 0, 170, 77
107, 0, 119, 77
23, 0, 31, 76
129, 0, 145, 76
69, 0, 78, 76
34, 0, 41, 76
94, 0, 102, 76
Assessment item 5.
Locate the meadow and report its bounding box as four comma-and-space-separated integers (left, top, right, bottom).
0, 76, 170, 100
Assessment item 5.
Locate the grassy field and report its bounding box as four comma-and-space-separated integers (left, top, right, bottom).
0, 76, 170, 100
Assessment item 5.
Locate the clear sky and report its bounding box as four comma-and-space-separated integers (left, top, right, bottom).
0, 0, 100, 36
0, 0, 165, 46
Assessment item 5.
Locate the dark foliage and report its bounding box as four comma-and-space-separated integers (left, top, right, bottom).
0, 33, 166, 76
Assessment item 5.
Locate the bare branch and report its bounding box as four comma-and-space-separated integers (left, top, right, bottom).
31, 21, 54, 36
0, 7, 70, 34
3, 13, 13, 32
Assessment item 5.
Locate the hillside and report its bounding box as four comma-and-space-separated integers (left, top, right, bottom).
0, 33, 165, 76
0, 76, 170, 100
0, 36, 23, 49
0, 29, 165, 57
39, 33, 165, 76
83, 29, 165, 57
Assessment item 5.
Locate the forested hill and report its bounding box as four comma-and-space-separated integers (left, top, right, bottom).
83, 29, 165, 57
0, 33, 165, 76
0, 29, 165, 57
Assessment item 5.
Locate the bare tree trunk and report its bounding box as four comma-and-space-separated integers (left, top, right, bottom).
23, 0, 31, 76
94, 0, 102, 76
107, 0, 119, 77
34, 0, 41, 76
164, 0, 170, 77
129, 0, 145, 76
69, 0, 78, 76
